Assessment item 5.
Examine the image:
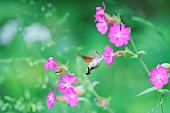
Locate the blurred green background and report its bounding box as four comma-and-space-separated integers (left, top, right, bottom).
0, 0, 170, 113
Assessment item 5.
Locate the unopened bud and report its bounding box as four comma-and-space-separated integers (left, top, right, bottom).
56, 96, 66, 103
102, 101, 108, 107
104, 13, 121, 25
55, 68, 65, 74
161, 63, 170, 72
75, 85, 85, 96
73, 77, 81, 83
94, 97, 108, 107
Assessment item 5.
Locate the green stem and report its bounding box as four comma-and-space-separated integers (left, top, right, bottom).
130, 38, 150, 76
130, 37, 138, 53
138, 57, 150, 76
158, 91, 164, 113
107, 106, 115, 113
130, 37, 164, 113
85, 76, 100, 98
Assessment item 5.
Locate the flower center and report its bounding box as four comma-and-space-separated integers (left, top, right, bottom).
156, 74, 161, 79
49, 95, 52, 100
117, 33, 122, 38
111, 53, 114, 57
66, 83, 71, 88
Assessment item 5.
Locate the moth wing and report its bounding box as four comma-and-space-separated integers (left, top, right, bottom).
91, 51, 101, 58
80, 55, 94, 64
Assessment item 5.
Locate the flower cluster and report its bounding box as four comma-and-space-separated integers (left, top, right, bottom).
95, 2, 170, 91
94, 2, 131, 66
94, 2, 131, 47
94, 2, 108, 35
57, 74, 79, 106
45, 57, 80, 109
44, 1, 170, 112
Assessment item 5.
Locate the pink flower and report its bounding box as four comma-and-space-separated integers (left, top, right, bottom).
44, 57, 58, 70
96, 18, 108, 34
46, 89, 56, 109
57, 74, 79, 93
64, 88, 78, 106
94, 2, 108, 34
108, 24, 131, 47
94, 2, 106, 22
150, 65, 169, 88
103, 45, 115, 65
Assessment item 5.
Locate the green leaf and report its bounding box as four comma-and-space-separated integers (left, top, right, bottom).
92, 81, 100, 87
131, 16, 155, 28
137, 87, 157, 96
137, 50, 146, 55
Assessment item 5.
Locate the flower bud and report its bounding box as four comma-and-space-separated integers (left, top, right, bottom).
104, 13, 121, 25
161, 63, 170, 72
55, 64, 68, 75
94, 97, 108, 107
55, 68, 65, 74
56, 96, 66, 103
75, 85, 85, 96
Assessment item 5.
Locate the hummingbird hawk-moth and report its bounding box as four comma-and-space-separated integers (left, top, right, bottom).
79, 51, 103, 75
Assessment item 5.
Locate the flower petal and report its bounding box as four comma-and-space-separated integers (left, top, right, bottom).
64, 88, 78, 106
60, 75, 67, 83
104, 45, 113, 53
58, 87, 65, 93
115, 38, 124, 47
57, 81, 65, 87
154, 80, 164, 88
47, 100, 54, 109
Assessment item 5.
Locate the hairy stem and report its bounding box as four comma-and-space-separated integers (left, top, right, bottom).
138, 57, 150, 76
158, 91, 164, 113
130, 37, 150, 75
85, 76, 100, 98
130, 37, 138, 53
130, 37, 164, 113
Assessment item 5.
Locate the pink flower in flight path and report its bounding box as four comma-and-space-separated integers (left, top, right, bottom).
103, 45, 115, 65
